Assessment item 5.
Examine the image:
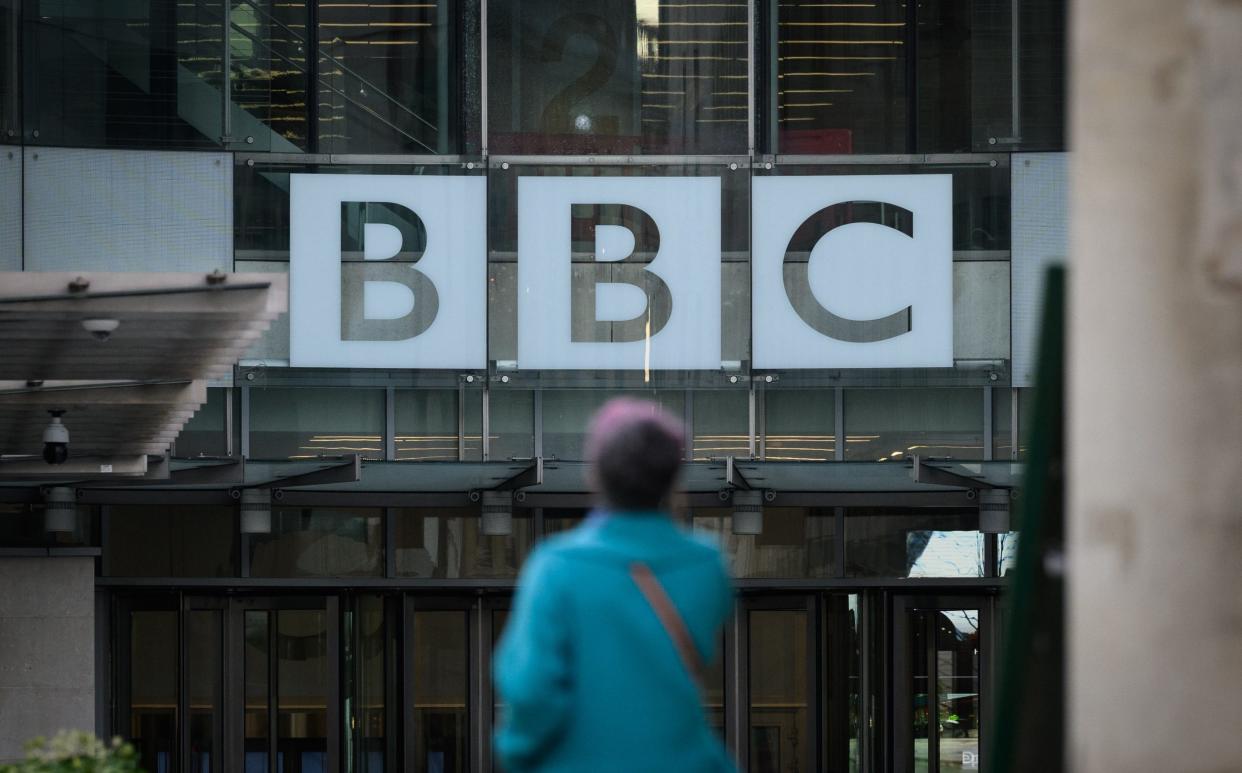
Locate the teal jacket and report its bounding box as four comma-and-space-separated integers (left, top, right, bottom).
494, 512, 736, 773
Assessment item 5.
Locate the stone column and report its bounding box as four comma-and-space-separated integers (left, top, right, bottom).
0, 558, 95, 761
1069, 1, 1242, 771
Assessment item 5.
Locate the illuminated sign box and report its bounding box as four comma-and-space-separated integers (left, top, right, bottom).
289, 173, 951, 371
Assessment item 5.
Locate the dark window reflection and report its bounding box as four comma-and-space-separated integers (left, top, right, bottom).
1, 0, 17, 142
694, 507, 836, 579
749, 610, 808, 773
188, 610, 223, 773
130, 610, 178, 773
178, 387, 231, 458
489, 1, 748, 154
844, 389, 985, 462
277, 609, 329, 773
245, 611, 271, 773
0, 503, 96, 548
393, 508, 533, 578
105, 505, 236, 577
845, 508, 983, 578
412, 610, 468, 773
248, 387, 384, 461
249, 508, 383, 577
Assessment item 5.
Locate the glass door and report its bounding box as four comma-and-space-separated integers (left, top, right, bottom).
230, 596, 339, 773
892, 595, 994, 773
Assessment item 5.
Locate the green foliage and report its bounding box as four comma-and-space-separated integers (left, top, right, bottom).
0, 731, 142, 773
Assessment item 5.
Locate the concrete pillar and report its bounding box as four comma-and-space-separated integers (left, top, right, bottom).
1069, 1, 1242, 771
0, 558, 95, 762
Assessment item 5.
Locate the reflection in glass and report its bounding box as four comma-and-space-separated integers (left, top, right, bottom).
244, 611, 270, 773
694, 508, 835, 579
845, 509, 983, 578
936, 610, 981, 773
24, 2, 225, 148
249, 388, 384, 460
704, 634, 726, 740
315, 1, 459, 154
277, 609, 329, 773
250, 508, 383, 577
693, 391, 749, 460
750, 610, 808, 773
489, 389, 535, 461
489, 1, 748, 154
178, 387, 230, 458
394, 508, 533, 578
913, 612, 930, 773
395, 389, 459, 461
412, 610, 467, 773
345, 596, 386, 773
543, 390, 683, 460
993, 387, 1014, 461
188, 611, 222, 773
0, 0, 16, 141
105, 506, 236, 577
772, 0, 908, 154
542, 509, 586, 537
844, 389, 984, 462
765, 390, 835, 461
130, 611, 178, 773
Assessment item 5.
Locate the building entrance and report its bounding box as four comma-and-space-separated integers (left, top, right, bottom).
891, 595, 996, 773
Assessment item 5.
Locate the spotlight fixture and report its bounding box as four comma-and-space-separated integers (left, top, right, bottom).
44, 487, 77, 533
481, 490, 513, 536
732, 489, 764, 535
240, 488, 272, 534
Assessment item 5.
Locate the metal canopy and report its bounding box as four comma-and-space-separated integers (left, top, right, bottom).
0, 271, 286, 381
0, 272, 287, 477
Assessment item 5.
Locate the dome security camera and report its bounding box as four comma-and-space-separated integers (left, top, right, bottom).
81, 318, 120, 341
43, 410, 69, 465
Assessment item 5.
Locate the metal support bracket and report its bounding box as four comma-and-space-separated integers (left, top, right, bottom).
489, 457, 543, 492
909, 455, 1002, 490
725, 456, 753, 491
267, 454, 362, 492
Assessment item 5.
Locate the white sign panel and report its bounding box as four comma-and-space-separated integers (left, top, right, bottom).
752, 175, 953, 369
516, 176, 722, 370
289, 174, 487, 368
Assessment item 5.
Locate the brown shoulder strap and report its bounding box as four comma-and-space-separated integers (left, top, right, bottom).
629, 561, 704, 687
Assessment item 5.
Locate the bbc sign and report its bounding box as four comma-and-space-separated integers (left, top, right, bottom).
290, 173, 952, 370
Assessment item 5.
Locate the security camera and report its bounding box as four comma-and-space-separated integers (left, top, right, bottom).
81, 318, 119, 341
42, 410, 69, 465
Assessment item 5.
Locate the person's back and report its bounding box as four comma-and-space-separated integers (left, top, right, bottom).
493, 399, 736, 773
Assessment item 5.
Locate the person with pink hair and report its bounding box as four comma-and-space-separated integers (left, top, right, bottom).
493, 398, 735, 773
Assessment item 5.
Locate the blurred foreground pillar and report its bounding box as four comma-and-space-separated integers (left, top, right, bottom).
1070, 1, 1242, 771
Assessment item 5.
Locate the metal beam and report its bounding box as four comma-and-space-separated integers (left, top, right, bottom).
265, 455, 362, 491
909, 455, 1001, 490
725, 456, 752, 490
0, 454, 148, 478
490, 457, 543, 491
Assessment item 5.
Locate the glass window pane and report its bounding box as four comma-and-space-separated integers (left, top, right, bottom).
749, 609, 808, 773
188, 610, 222, 773
244, 610, 270, 773
105, 505, 236, 577
693, 507, 835, 578
346, 595, 386, 773
395, 389, 459, 461
249, 387, 385, 460
543, 390, 683, 460
178, 387, 230, 458
489, 389, 535, 461
488, 1, 748, 155
278, 609, 329, 773
316, 1, 467, 154
393, 508, 533, 578
934, 609, 982, 769
25, 1, 225, 148
770, 0, 908, 154
542, 507, 586, 537
765, 390, 835, 461
412, 610, 467, 773
1017, 387, 1035, 460
1, 0, 17, 141
993, 387, 1014, 461
693, 391, 749, 460
845, 508, 983, 578
464, 388, 483, 461
844, 389, 984, 462
250, 508, 383, 577
130, 610, 178, 773
0, 502, 96, 548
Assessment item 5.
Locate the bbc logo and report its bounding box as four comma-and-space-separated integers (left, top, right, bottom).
290, 173, 951, 371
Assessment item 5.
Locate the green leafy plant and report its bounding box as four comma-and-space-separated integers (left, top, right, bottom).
0, 731, 142, 773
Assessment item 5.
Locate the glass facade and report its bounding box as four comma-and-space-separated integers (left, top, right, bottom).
1, 1, 1062, 770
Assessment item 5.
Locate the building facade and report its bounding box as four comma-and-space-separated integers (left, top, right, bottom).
0, 1, 1067, 772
